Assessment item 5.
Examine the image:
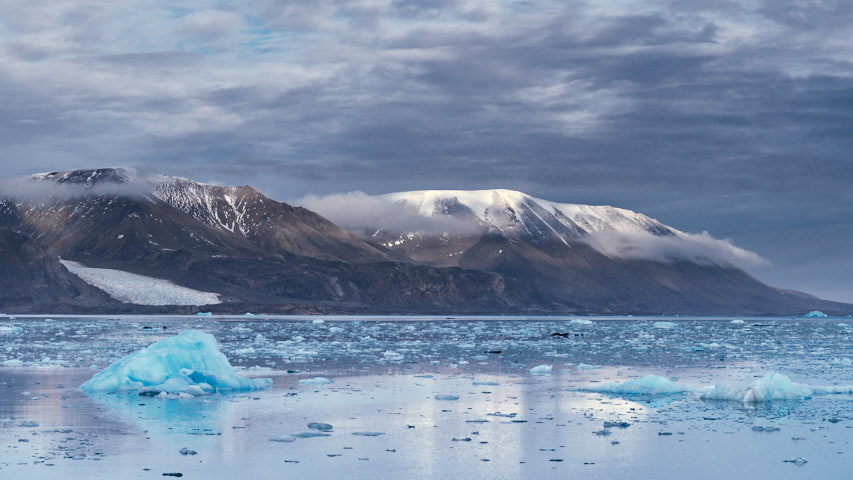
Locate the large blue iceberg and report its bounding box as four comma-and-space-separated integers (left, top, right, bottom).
80, 330, 272, 396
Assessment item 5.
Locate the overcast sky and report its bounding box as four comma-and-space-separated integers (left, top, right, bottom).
1, 0, 851, 302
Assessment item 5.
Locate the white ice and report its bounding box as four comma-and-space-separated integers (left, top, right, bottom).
297, 377, 334, 385
575, 372, 853, 403
60, 260, 221, 306
80, 330, 271, 395
575, 375, 692, 395
529, 364, 553, 375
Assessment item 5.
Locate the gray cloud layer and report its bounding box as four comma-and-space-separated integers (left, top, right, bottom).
1, 1, 851, 300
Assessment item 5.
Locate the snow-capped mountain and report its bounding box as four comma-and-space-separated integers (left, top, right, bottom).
305, 188, 833, 314
19, 167, 394, 264
360, 189, 760, 269
1, 169, 849, 315
381, 189, 676, 243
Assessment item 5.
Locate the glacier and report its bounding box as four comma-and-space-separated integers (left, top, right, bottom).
80, 330, 272, 395
61, 259, 221, 306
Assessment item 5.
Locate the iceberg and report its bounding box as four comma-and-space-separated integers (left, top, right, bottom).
804, 310, 828, 318
530, 364, 553, 375
697, 372, 853, 402
575, 372, 853, 403
574, 375, 692, 395
297, 377, 333, 385
80, 330, 272, 396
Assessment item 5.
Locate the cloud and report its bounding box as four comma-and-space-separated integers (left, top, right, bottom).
0, 173, 152, 202
298, 191, 480, 236
582, 230, 769, 268
0, 0, 850, 300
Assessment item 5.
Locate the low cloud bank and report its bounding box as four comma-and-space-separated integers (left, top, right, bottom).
299, 191, 479, 236
0, 176, 151, 202
582, 230, 768, 268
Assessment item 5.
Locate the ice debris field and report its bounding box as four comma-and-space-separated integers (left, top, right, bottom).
1, 315, 852, 479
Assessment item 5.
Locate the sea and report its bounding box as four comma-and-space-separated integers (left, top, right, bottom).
2, 315, 852, 479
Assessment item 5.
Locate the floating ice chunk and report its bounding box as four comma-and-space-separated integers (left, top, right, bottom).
292, 431, 330, 438
697, 373, 814, 402
270, 436, 296, 443
576, 363, 601, 371
0, 326, 22, 335
195, 312, 213, 316
530, 365, 553, 375
435, 394, 459, 401
804, 310, 828, 318
312, 318, 325, 325
783, 457, 808, 466
574, 375, 691, 395
352, 432, 385, 436
79, 330, 272, 396
308, 422, 333, 432
730, 319, 745, 324
473, 380, 499, 386
653, 321, 677, 329
297, 377, 333, 385
2, 359, 24, 367
570, 319, 593, 325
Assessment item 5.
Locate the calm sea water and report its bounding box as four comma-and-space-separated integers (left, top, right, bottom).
2, 315, 852, 478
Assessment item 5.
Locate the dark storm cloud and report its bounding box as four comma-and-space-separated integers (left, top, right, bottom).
0, 0, 851, 300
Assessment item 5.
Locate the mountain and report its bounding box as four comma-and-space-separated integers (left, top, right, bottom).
355, 189, 849, 315
0, 226, 117, 310
0, 169, 849, 315
0, 168, 548, 313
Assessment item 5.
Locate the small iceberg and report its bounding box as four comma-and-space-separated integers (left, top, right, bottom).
530, 365, 553, 376
573, 372, 853, 403
697, 373, 853, 402
80, 330, 272, 396
0, 326, 23, 335
653, 321, 677, 329
435, 394, 459, 401
297, 377, 334, 385
574, 375, 691, 395
804, 310, 828, 318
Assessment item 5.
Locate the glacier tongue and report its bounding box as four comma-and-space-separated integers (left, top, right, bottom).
60, 259, 221, 306
80, 330, 272, 396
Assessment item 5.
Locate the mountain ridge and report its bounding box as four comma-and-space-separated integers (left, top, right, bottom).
1, 167, 849, 315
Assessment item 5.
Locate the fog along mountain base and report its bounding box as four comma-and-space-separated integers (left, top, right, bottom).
0, 168, 848, 315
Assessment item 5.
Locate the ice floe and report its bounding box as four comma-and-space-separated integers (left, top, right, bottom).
79, 330, 271, 396
297, 377, 334, 385
574, 375, 692, 395
574, 372, 853, 403
529, 364, 553, 375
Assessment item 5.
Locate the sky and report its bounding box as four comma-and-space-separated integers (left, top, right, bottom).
0, 0, 851, 302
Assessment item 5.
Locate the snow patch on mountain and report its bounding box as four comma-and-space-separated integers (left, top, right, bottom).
60, 260, 221, 306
